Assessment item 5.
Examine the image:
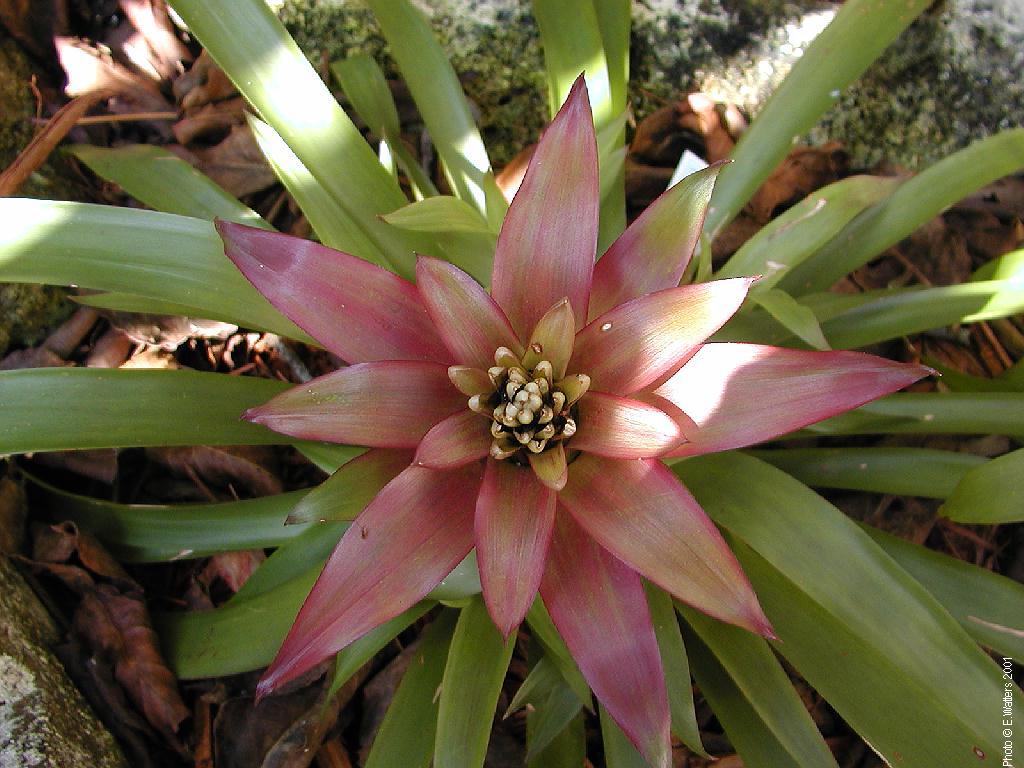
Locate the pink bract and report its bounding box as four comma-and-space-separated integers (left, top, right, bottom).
218, 77, 929, 767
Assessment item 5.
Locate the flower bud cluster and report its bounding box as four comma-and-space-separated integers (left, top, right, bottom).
468, 346, 588, 460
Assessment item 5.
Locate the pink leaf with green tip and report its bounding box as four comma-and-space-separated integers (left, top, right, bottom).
218, 220, 450, 363
245, 361, 464, 447
589, 162, 725, 320
258, 462, 483, 696
541, 510, 671, 768
572, 279, 753, 396
287, 448, 413, 524
491, 76, 598, 337
655, 344, 932, 457
475, 459, 556, 639
559, 453, 773, 637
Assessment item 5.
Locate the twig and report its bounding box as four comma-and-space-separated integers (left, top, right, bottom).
30, 110, 180, 126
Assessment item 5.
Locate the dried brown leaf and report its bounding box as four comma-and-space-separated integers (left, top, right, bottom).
145, 445, 283, 499
74, 586, 190, 740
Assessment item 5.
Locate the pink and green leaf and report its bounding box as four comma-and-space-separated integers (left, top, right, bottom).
491, 77, 599, 337
475, 459, 556, 638
218, 220, 450, 363
258, 463, 483, 696
245, 361, 465, 448
541, 510, 671, 768
559, 454, 772, 637
655, 344, 931, 457
588, 163, 724, 320
523, 298, 577, 379
286, 448, 412, 525
571, 278, 753, 395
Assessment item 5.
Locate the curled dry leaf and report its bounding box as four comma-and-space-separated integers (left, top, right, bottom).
74, 585, 191, 742
746, 142, 849, 223
24, 522, 190, 745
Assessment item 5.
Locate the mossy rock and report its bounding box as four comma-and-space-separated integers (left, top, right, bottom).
278, 0, 1023, 172
0, 34, 75, 356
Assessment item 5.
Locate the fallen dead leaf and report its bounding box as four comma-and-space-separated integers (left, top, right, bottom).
145, 445, 283, 500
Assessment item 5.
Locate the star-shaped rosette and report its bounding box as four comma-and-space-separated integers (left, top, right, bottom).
217, 78, 929, 767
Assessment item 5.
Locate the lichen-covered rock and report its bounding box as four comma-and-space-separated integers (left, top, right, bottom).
0, 556, 126, 768
276, 0, 1023, 172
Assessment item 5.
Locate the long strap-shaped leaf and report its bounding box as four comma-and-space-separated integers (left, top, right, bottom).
532, 0, 626, 249
27, 472, 309, 562
747, 447, 985, 499
435, 597, 516, 768
363, 0, 493, 218
864, 525, 1024, 659
0, 368, 288, 453
0, 199, 310, 341
364, 610, 458, 768
804, 392, 1024, 437
778, 129, 1024, 295
704, 0, 932, 238
68, 144, 271, 229
680, 606, 838, 768
167, 0, 429, 276
677, 452, 1012, 767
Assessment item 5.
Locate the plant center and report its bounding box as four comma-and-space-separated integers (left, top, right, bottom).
469, 346, 589, 461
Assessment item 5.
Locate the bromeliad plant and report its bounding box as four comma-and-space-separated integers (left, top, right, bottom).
217, 79, 927, 763
2, 1, 1024, 766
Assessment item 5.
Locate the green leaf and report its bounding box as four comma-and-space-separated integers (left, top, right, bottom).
0, 199, 310, 341
531, 0, 625, 249
525, 599, 592, 707
435, 596, 515, 768
804, 392, 1024, 437
717, 175, 902, 286
777, 130, 1024, 294
926, 361, 1022, 393
247, 115, 386, 263
680, 607, 838, 768
364, 610, 457, 768
25, 471, 309, 562
644, 582, 706, 756
363, 0, 492, 217
328, 601, 437, 700
704, 0, 932, 238
383, 197, 497, 285
329, 55, 439, 201
941, 447, 1024, 524
230, 522, 348, 604
676, 452, 1012, 767
158, 562, 318, 678
383, 196, 493, 236
67, 144, 270, 229
864, 525, 1024, 659
331, 55, 401, 139
599, 705, 649, 768
72, 292, 235, 319
527, 711, 585, 768
507, 655, 584, 759
168, 0, 429, 275
746, 447, 984, 499
972, 247, 1024, 282
749, 289, 830, 350
819, 280, 1024, 349
0, 368, 287, 453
